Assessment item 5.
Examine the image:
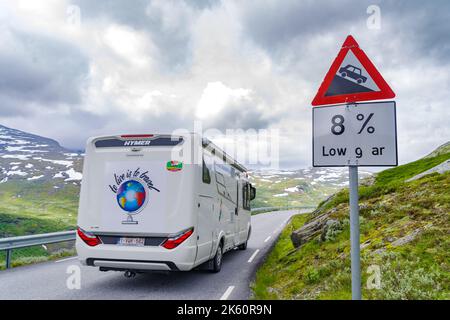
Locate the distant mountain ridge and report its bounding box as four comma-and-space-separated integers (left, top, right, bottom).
0, 124, 373, 208
0, 124, 83, 185
249, 168, 372, 207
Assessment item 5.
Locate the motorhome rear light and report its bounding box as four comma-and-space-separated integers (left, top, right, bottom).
77, 227, 102, 247
161, 228, 194, 250
120, 134, 154, 139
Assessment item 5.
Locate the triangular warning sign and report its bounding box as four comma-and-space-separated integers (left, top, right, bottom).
311, 35, 395, 106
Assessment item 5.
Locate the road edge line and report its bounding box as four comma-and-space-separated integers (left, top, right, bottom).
248, 249, 260, 263
220, 286, 235, 300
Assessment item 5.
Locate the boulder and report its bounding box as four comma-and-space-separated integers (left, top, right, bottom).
290, 211, 331, 248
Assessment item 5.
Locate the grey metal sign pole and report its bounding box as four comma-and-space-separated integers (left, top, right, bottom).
349, 165, 361, 300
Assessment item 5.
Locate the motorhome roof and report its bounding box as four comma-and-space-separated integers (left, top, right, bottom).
91, 133, 248, 173
202, 137, 247, 173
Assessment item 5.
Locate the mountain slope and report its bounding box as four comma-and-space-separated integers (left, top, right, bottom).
252, 143, 450, 300
0, 125, 83, 185
0, 125, 81, 238
250, 168, 372, 208
425, 141, 450, 158
0, 125, 84, 268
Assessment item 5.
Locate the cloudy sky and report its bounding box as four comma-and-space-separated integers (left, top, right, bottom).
0, 0, 449, 169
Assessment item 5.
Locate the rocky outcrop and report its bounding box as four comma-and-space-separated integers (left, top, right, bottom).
290, 211, 332, 248
406, 159, 450, 182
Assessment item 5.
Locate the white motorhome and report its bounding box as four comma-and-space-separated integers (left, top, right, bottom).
76, 133, 255, 275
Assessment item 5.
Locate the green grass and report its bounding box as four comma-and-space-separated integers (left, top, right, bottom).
0, 181, 78, 269
252, 152, 450, 300
375, 152, 450, 185
0, 246, 76, 270
252, 213, 311, 299
317, 152, 450, 214
251, 177, 340, 208
0, 181, 78, 238
0, 212, 73, 237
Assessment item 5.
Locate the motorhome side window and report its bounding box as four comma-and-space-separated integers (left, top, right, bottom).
202, 158, 211, 184
243, 183, 251, 210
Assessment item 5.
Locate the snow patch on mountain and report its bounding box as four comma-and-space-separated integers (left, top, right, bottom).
7, 170, 28, 176
0, 124, 83, 186
250, 167, 372, 207
63, 168, 82, 181
27, 175, 44, 181
285, 186, 301, 193
2, 154, 31, 160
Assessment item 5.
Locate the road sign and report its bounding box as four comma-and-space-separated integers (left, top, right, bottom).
313, 101, 397, 167
311, 35, 395, 106
310, 36, 398, 300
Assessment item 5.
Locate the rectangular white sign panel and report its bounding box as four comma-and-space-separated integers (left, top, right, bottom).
313, 101, 397, 167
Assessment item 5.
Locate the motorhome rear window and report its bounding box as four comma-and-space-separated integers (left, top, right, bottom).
94, 137, 183, 148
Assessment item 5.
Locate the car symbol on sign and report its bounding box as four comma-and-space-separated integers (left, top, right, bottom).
338, 65, 367, 84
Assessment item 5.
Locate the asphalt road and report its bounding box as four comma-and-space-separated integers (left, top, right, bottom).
0, 210, 307, 300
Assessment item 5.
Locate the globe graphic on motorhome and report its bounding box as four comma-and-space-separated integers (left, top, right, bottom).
116, 180, 146, 213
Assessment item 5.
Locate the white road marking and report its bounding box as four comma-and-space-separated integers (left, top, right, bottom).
55, 257, 78, 263
220, 286, 235, 300
247, 249, 260, 263
264, 235, 271, 243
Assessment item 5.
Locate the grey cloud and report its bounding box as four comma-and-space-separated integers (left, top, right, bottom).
187, 0, 220, 10
239, 0, 362, 52
70, 0, 219, 26
144, 1, 193, 72
71, 0, 211, 71
70, 0, 152, 28
240, 0, 450, 63
65, 111, 193, 150
381, 1, 450, 62
202, 103, 273, 131
0, 28, 89, 116
0, 93, 34, 117
13, 103, 195, 151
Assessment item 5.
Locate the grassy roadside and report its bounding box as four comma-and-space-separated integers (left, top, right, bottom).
0, 247, 76, 270
0, 181, 78, 270
251, 213, 310, 299
0, 181, 78, 237
251, 152, 450, 300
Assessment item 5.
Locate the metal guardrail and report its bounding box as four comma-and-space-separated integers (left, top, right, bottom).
0, 230, 76, 269
251, 205, 316, 212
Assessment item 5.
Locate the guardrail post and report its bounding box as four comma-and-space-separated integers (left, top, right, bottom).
6, 249, 12, 269
0, 230, 76, 270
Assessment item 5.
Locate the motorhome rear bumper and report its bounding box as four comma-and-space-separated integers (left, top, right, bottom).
87, 258, 179, 271
76, 238, 197, 271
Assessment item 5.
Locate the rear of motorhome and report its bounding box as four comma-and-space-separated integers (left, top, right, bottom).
76, 133, 255, 275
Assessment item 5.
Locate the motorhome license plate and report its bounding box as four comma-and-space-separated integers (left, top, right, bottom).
118, 237, 145, 246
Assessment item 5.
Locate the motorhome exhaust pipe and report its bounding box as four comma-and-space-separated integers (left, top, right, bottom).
124, 270, 136, 278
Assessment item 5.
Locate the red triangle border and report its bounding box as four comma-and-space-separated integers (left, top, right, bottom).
311, 35, 395, 106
